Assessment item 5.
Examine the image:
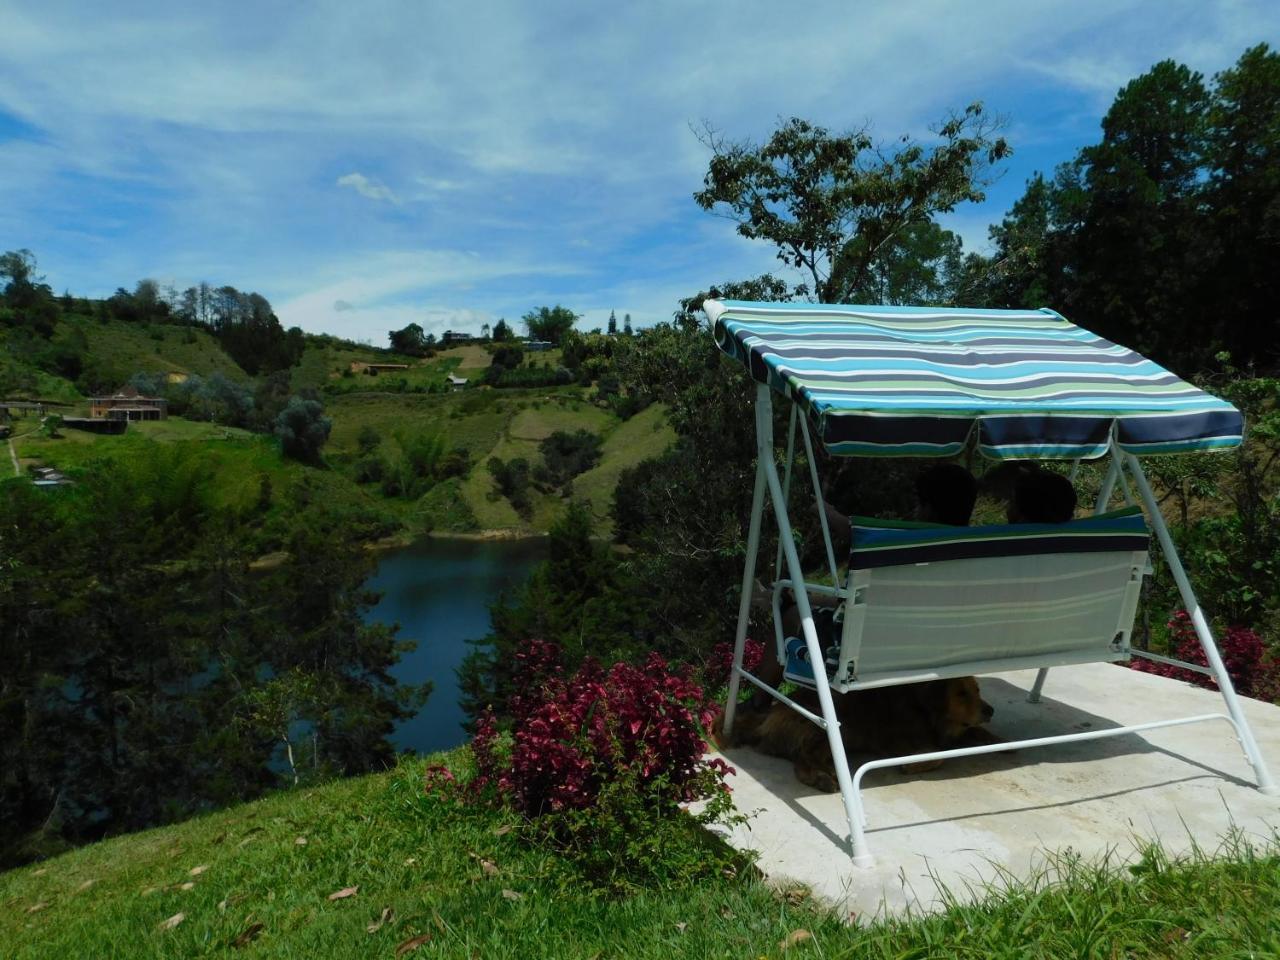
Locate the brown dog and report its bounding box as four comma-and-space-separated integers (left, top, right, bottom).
714, 678, 998, 792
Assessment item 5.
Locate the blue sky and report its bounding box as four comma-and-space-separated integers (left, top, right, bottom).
1, 1, 1276, 346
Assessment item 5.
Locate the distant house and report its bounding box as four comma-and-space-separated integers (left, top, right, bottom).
90, 385, 167, 421
442, 330, 475, 344
446, 374, 469, 391
524, 339, 553, 352
349, 361, 410, 375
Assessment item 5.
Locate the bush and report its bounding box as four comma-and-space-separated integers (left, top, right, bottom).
432, 641, 742, 894
488, 456, 532, 517
537, 429, 602, 488
356, 425, 381, 455
1129, 611, 1280, 701
274, 396, 331, 464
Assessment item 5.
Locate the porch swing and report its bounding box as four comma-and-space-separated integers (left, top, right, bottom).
706, 298, 1277, 868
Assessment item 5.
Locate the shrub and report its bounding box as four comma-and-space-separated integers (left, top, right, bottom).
537, 429, 602, 488
1129, 611, 1280, 701
432, 641, 742, 893
488, 456, 532, 517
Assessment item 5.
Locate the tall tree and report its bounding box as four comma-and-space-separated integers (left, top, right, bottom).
1204, 44, 1280, 367
1058, 60, 1212, 363
388, 322, 429, 356
522, 305, 579, 345
607, 310, 618, 336
694, 106, 1008, 303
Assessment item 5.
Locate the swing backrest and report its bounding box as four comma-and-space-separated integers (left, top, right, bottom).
786, 509, 1150, 692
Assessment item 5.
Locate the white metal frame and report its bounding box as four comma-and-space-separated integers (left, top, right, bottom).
723, 382, 1277, 867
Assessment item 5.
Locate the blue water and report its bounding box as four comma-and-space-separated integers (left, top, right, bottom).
364, 537, 545, 754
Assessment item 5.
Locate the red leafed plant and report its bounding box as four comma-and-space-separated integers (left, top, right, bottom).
498, 645, 729, 816
704, 639, 765, 689
1130, 611, 1280, 701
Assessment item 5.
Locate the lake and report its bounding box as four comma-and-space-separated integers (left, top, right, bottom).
364, 536, 545, 754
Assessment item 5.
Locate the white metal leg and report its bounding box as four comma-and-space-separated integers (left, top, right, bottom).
1027, 668, 1049, 703
754, 386, 869, 865
1123, 453, 1277, 795
723, 450, 768, 740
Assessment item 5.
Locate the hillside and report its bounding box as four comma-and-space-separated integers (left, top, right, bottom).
5, 307, 674, 541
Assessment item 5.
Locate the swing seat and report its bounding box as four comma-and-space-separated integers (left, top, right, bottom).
782, 509, 1151, 693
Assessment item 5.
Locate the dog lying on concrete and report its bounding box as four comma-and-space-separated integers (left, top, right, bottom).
713, 677, 999, 791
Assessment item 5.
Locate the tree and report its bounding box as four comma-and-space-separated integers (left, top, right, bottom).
274, 397, 332, 464
1204, 44, 1280, 367
0, 249, 50, 309
480, 322, 491, 340
694, 107, 1009, 304
388, 322, 428, 357
522, 305, 579, 345
623, 313, 633, 336
491, 318, 513, 341
607, 310, 618, 336
1057, 60, 1212, 363
838, 219, 964, 306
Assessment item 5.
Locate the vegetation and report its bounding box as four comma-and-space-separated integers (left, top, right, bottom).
0, 446, 424, 867
521, 305, 579, 346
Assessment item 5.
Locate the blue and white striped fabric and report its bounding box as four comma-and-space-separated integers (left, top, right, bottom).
707, 299, 1243, 459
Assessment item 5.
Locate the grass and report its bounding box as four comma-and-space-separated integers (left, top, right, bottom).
11, 416, 396, 542
75, 317, 254, 387
2, 753, 1278, 959
573, 404, 675, 535
324, 388, 675, 537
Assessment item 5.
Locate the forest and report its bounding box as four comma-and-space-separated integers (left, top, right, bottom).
4, 43, 1280, 871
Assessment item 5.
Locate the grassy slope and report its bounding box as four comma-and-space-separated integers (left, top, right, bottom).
327, 387, 674, 536
11, 417, 394, 541
2, 754, 1277, 960
76, 317, 254, 388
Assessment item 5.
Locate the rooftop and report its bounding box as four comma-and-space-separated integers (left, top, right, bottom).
710, 662, 1280, 920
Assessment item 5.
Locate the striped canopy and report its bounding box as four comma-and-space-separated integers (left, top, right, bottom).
706, 299, 1243, 459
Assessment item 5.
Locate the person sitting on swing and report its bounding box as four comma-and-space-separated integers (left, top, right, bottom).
1007, 468, 1077, 524
747, 464, 978, 708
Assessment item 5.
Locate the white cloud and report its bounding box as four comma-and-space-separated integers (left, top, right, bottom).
336, 172, 399, 203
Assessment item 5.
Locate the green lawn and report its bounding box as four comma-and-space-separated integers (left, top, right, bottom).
2, 752, 1277, 959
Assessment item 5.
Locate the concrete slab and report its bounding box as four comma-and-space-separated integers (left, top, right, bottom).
711, 663, 1280, 919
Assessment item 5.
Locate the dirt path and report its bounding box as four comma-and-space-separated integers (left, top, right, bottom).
7, 437, 18, 476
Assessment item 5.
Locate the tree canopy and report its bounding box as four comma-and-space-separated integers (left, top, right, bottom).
694, 106, 1009, 303
522, 305, 579, 345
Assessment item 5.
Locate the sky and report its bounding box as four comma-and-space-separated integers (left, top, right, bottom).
0, 1, 1276, 346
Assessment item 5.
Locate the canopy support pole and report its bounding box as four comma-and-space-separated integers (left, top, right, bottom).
724, 383, 868, 864
1123, 453, 1277, 795
722, 444, 768, 741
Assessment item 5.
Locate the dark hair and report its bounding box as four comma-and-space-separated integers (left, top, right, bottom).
916, 464, 978, 526
1013, 470, 1077, 523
